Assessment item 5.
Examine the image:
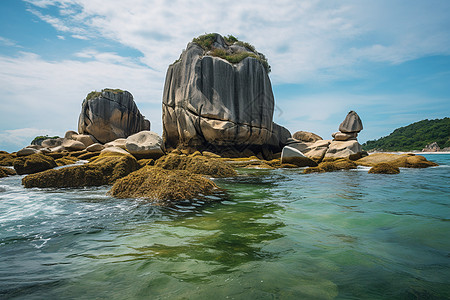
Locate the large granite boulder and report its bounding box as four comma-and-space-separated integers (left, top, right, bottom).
125, 131, 164, 158
339, 111, 363, 133
324, 140, 362, 160
162, 33, 277, 155
78, 89, 150, 144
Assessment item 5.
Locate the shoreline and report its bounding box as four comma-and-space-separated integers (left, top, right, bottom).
368, 151, 450, 155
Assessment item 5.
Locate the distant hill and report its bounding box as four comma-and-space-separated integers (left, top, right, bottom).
362, 118, 450, 151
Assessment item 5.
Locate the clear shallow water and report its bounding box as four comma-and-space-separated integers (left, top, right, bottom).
0, 154, 449, 299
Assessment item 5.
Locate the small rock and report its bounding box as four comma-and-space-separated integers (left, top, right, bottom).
17, 148, 39, 156
281, 146, 318, 167
339, 111, 363, 133
86, 143, 105, 152
42, 138, 64, 148
64, 130, 78, 139
332, 132, 358, 141
125, 131, 164, 158
105, 138, 127, 149
62, 139, 86, 151
73, 134, 97, 147
101, 146, 130, 156
292, 131, 323, 142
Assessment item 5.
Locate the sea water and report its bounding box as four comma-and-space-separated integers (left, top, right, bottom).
0, 154, 449, 299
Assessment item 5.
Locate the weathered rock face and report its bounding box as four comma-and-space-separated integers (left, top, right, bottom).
281, 145, 317, 167
162, 34, 277, 155
339, 111, 363, 133
78, 89, 150, 144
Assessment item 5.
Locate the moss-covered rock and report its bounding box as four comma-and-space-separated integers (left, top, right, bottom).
138, 158, 155, 168
77, 151, 101, 160
22, 153, 139, 188
55, 157, 79, 166
356, 153, 438, 168
303, 158, 357, 174
0, 153, 16, 166
109, 166, 221, 205
155, 154, 236, 178
368, 163, 400, 174
0, 166, 16, 177
13, 154, 57, 175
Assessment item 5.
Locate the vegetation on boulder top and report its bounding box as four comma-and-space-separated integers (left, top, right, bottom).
86, 88, 125, 101
31, 135, 60, 146
362, 118, 450, 151
191, 33, 271, 73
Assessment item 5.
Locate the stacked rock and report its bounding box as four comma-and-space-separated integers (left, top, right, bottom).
332, 111, 363, 141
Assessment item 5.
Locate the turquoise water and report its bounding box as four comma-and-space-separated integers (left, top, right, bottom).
0, 154, 449, 299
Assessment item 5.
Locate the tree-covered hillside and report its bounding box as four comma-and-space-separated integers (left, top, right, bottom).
362, 118, 450, 151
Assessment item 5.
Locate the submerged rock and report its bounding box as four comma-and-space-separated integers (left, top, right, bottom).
162, 33, 278, 155
78, 89, 150, 143
368, 163, 400, 174
109, 166, 221, 204
13, 153, 57, 175
22, 153, 139, 188
303, 158, 357, 174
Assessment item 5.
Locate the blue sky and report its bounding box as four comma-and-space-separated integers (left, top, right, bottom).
0, 0, 449, 152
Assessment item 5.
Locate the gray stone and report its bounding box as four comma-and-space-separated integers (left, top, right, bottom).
125, 131, 164, 158
303, 140, 331, 161
64, 130, 78, 139
17, 148, 39, 156
267, 123, 292, 152
339, 111, 363, 133
61, 139, 86, 151
73, 134, 97, 147
162, 34, 274, 154
51, 146, 66, 153
332, 131, 358, 141
281, 145, 317, 167
86, 143, 105, 152
78, 89, 150, 144
105, 138, 127, 149
324, 140, 362, 159
42, 138, 64, 148
101, 146, 130, 156
292, 131, 323, 142
26, 145, 42, 150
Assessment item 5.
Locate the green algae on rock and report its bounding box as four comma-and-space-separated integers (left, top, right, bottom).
22, 153, 139, 188
13, 153, 57, 175
155, 154, 236, 178
356, 153, 438, 168
368, 163, 400, 174
0, 166, 16, 178
109, 166, 221, 205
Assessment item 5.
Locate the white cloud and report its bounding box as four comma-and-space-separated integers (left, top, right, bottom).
0, 36, 20, 47
22, 0, 450, 84
0, 51, 164, 152
71, 34, 89, 40
57, 35, 65, 40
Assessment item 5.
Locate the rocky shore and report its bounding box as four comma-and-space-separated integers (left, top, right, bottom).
0, 34, 440, 205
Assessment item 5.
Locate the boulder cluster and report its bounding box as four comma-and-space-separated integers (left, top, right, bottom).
0, 33, 440, 204
281, 111, 364, 167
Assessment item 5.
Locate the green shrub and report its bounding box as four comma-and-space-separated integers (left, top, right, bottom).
86, 88, 125, 100
190, 33, 271, 73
